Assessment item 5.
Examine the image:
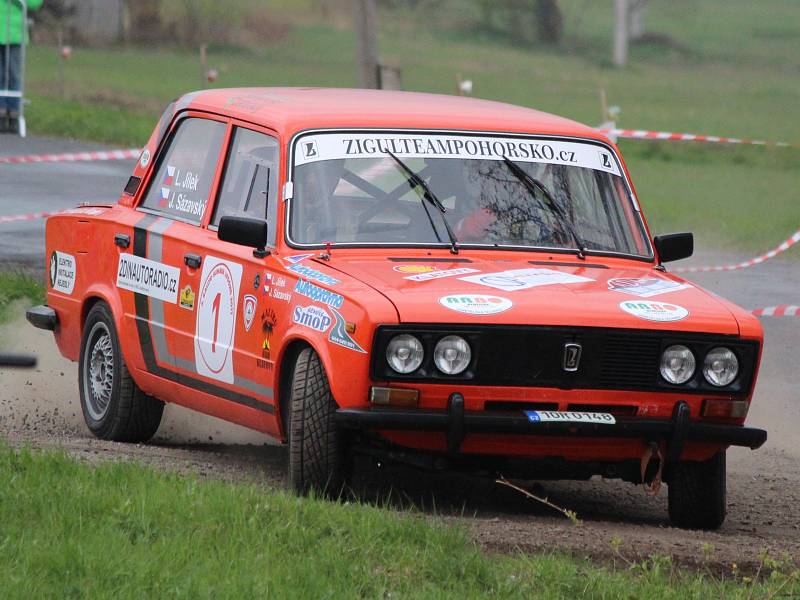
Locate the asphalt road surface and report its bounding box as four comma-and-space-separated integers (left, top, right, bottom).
1, 135, 799, 572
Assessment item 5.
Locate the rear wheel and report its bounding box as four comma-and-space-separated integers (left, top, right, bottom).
668, 451, 726, 530
79, 302, 164, 442
288, 347, 349, 496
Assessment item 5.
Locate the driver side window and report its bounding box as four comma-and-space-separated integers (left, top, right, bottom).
212, 127, 279, 245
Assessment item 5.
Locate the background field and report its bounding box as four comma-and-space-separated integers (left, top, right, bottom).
21, 0, 800, 253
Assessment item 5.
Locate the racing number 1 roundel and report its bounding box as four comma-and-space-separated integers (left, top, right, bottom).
194, 256, 243, 384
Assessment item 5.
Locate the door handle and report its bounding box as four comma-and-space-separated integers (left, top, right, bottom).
184, 253, 202, 269
114, 234, 130, 248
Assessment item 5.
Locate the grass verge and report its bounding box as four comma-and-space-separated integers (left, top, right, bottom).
0, 272, 44, 327
0, 443, 797, 599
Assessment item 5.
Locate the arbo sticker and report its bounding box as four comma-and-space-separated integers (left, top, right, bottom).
194, 257, 243, 384
439, 294, 512, 315
619, 300, 689, 322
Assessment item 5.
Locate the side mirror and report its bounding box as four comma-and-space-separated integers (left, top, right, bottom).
653, 232, 693, 263
218, 216, 269, 258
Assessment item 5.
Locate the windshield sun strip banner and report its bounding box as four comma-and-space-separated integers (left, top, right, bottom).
292, 132, 622, 177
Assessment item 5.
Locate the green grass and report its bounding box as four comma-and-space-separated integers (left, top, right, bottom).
0, 444, 796, 599
0, 272, 44, 327
19, 0, 800, 253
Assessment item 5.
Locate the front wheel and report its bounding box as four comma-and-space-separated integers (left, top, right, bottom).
288, 347, 349, 496
79, 302, 164, 442
668, 451, 726, 530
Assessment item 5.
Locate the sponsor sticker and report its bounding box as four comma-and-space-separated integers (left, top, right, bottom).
294, 279, 344, 308
607, 277, 691, 298
285, 253, 314, 264
525, 410, 616, 425
139, 149, 150, 168
242, 294, 257, 332
329, 308, 366, 353
293, 305, 332, 332
49, 251, 76, 295
619, 300, 689, 322
116, 254, 180, 303
286, 263, 340, 286
405, 267, 480, 282
439, 294, 512, 315
460, 268, 592, 292
393, 264, 437, 274
179, 285, 195, 310
259, 308, 278, 365
294, 132, 622, 176
194, 257, 243, 384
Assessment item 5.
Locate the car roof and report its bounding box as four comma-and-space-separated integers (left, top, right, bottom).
181, 87, 607, 142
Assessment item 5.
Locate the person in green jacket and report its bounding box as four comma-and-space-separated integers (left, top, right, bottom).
1, 0, 43, 132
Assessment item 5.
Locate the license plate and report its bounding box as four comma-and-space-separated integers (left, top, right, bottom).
524, 410, 616, 425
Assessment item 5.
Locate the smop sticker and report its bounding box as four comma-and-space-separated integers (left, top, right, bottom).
293, 305, 332, 332
439, 294, 512, 315
619, 300, 689, 322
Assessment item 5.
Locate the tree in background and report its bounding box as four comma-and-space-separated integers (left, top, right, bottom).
476, 0, 563, 46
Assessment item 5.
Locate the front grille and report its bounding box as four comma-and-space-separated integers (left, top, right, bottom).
372, 325, 759, 394
598, 336, 661, 388
474, 327, 664, 389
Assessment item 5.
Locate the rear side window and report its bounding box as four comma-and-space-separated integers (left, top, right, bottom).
211, 127, 279, 244
140, 118, 226, 223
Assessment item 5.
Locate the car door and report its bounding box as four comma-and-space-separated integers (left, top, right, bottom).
124, 114, 228, 405
177, 124, 284, 436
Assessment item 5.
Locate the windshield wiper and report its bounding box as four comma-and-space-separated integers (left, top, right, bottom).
501, 156, 587, 259
386, 151, 459, 254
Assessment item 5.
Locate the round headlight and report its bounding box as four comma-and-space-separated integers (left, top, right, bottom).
433, 335, 472, 375
703, 347, 738, 387
659, 345, 696, 384
386, 334, 424, 374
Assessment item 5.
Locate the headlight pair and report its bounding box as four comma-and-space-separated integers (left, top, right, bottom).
659, 345, 738, 387
386, 334, 471, 375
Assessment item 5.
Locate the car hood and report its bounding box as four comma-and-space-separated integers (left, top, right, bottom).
309, 252, 741, 334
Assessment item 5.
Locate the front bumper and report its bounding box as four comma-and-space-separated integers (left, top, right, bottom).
336, 394, 767, 457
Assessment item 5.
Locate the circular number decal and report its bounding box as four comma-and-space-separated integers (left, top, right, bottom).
196, 263, 236, 374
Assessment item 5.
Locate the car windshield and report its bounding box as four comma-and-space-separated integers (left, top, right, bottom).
289, 132, 651, 257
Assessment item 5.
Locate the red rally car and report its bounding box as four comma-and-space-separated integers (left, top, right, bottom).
27, 88, 766, 529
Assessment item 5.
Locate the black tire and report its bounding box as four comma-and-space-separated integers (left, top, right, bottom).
79, 302, 164, 442
668, 451, 726, 530
288, 347, 348, 496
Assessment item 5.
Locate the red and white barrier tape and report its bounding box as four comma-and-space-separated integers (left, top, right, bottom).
0, 148, 140, 165
0, 210, 63, 224
598, 128, 799, 148
673, 230, 800, 273
752, 305, 800, 317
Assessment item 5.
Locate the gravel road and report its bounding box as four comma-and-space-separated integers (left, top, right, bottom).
1, 135, 798, 573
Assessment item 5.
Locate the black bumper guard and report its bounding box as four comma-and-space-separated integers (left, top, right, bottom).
336, 393, 767, 457
26, 305, 58, 331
